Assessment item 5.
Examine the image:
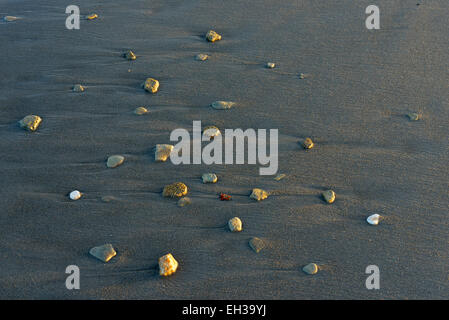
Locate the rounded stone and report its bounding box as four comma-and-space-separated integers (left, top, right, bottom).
367, 214, 381, 225
195, 53, 209, 61
228, 217, 242, 232
4, 16, 19, 22
205, 30, 222, 42
266, 62, 276, 69
18, 115, 42, 132
143, 78, 159, 93
124, 50, 136, 60
106, 155, 125, 168
202, 173, 218, 184
159, 253, 178, 276
249, 237, 265, 253
407, 113, 420, 121
89, 244, 116, 262
163, 182, 188, 198
134, 106, 148, 115
250, 188, 268, 201
177, 197, 192, 207
155, 144, 174, 162
73, 84, 85, 92
303, 263, 318, 275
203, 125, 221, 139
302, 138, 314, 149
322, 190, 336, 204
69, 190, 82, 200
211, 101, 235, 110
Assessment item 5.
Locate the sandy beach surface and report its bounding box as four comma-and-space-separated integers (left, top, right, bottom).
0, 0, 448, 299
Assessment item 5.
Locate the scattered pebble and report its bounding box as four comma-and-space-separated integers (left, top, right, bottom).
143, 78, 159, 93
249, 237, 265, 253
203, 125, 221, 139
302, 263, 319, 275
4, 16, 19, 22
73, 84, 85, 92
155, 144, 174, 162
163, 182, 188, 198
407, 113, 420, 121
159, 253, 178, 276
18, 115, 42, 132
202, 173, 218, 184
228, 217, 242, 232
274, 173, 286, 181
219, 193, 232, 201
86, 14, 98, 20
211, 101, 235, 110
123, 50, 136, 60
195, 53, 209, 61
367, 214, 382, 225
250, 188, 268, 201
89, 244, 116, 262
299, 73, 309, 79
177, 197, 192, 207
134, 106, 148, 115
302, 137, 314, 149
106, 155, 125, 168
101, 196, 117, 203
205, 30, 222, 42
266, 62, 276, 69
69, 190, 82, 201
322, 190, 336, 204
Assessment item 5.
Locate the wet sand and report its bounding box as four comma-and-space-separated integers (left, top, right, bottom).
0, 0, 448, 299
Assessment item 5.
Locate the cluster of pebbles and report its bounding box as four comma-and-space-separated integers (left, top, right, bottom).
14, 26, 400, 278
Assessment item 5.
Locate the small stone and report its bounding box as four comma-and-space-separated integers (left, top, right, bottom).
73, 84, 85, 92
302, 138, 314, 149
274, 173, 286, 181
195, 54, 209, 61
177, 197, 192, 207
299, 73, 309, 79
163, 182, 188, 198
124, 50, 136, 60
205, 30, 222, 42
4, 16, 19, 22
89, 244, 116, 262
203, 125, 221, 139
211, 101, 235, 110
101, 196, 116, 203
367, 214, 382, 225
303, 263, 318, 275
134, 106, 148, 115
159, 253, 178, 276
106, 155, 125, 168
322, 190, 336, 204
250, 188, 268, 201
143, 78, 159, 93
86, 14, 98, 20
69, 190, 82, 200
266, 62, 276, 69
249, 237, 265, 253
202, 173, 218, 184
228, 217, 242, 232
155, 144, 174, 162
407, 113, 420, 121
18, 115, 42, 132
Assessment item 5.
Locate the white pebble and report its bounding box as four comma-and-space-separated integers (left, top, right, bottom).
69, 190, 82, 200
367, 214, 381, 225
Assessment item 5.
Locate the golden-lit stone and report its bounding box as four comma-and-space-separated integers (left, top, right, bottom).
228, 217, 242, 232
250, 188, 268, 201
211, 101, 235, 110
163, 182, 188, 198
302, 138, 314, 149
274, 173, 286, 181
73, 84, 85, 92
159, 253, 178, 276
303, 263, 318, 275
18, 115, 42, 132
86, 14, 98, 20
203, 125, 221, 139
195, 53, 209, 61
322, 190, 336, 204
106, 155, 125, 168
202, 173, 218, 184
205, 30, 221, 42
143, 78, 159, 93
407, 113, 420, 121
89, 244, 116, 262
124, 50, 136, 60
134, 106, 148, 115
266, 62, 275, 69
155, 144, 174, 162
